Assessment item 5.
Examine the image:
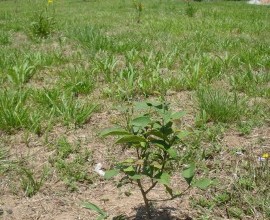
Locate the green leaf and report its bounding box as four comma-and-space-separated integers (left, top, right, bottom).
130, 174, 142, 180
145, 130, 168, 142
115, 135, 146, 144
151, 161, 162, 169
147, 101, 163, 109
134, 101, 149, 110
104, 169, 119, 179
157, 173, 170, 186
131, 116, 151, 127
182, 163, 195, 185
82, 202, 108, 217
150, 139, 170, 149
192, 178, 212, 190
120, 158, 135, 164
100, 127, 130, 137
166, 148, 178, 159
171, 111, 186, 120
123, 166, 135, 172
177, 130, 190, 139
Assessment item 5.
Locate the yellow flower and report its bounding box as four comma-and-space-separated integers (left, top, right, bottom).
262, 153, 269, 159
48, 0, 53, 4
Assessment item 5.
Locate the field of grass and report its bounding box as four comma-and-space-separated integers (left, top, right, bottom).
0, 0, 269, 219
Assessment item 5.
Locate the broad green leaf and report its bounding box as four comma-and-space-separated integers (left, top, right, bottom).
157, 172, 170, 186
182, 163, 195, 185
192, 178, 212, 190
147, 101, 163, 108
151, 161, 162, 169
104, 169, 119, 179
115, 135, 146, 144
145, 130, 169, 142
130, 174, 142, 180
166, 148, 178, 159
131, 116, 151, 127
150, 139, 169, 149
123, 166, 135, 172
177, 130, 190, 139
121, 158, 135, 164
162, 112, 172, 124
171, 111, 186, 120
82, 202, 108, 217
100, 127, 130, 137
134, 101, 149, 110
160, 122, 174, 136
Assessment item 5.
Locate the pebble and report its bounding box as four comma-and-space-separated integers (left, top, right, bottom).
7, 209, 13, 214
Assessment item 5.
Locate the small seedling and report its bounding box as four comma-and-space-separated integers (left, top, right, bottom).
19, 166, 49, 197
185, 3, 197, 17
133, 1, 143, 23
101, 101, 211, 219
30, 7, 56, 39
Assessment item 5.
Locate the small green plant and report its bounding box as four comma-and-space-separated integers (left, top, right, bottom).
30, 7, 56, 39
185, 3, 197, 17
101, 101, 211, 218
83, 202, 109, 219
7, 61, 36, 86
0, 31, 10, 45
0, 90, 41, 133
35, 90, 97, 127
133, 1, 143, 23
49, 137, 93, 191
19, 166, 49, 197
59, 67, 95, 95
196, 87, 245, 123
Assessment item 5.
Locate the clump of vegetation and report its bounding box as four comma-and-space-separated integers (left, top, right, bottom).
196, 87, 246, 123
49, 137, 93, 191
30, 7, 56, 39
19, 165, 49, 197
133, 1, 143, 23
185, 2, 197, 17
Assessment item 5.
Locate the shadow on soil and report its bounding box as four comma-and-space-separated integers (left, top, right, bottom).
129, 205, 192, 220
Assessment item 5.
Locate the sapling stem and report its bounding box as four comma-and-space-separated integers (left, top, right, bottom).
137, 179, 152, 219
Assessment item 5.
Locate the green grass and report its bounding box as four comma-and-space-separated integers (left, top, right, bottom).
0, 0, 269, 218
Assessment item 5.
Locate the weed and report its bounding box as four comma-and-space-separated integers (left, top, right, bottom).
0, 90, 37, 133
35, 89, 97, 127
0, 31, 10, 45
7, 61, 36, 86
59, 67, 95, 95
133, 1, 143, 23
71, 26, 113, 54
30, 8, 56, 39
230, 69, 270, 98
196, 87, 246, 123
185, 3, 197, 17
19, 165, 49, 197
50, 138, 92, 191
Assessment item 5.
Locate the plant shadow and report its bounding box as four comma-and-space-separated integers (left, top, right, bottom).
130, 205, 192, 220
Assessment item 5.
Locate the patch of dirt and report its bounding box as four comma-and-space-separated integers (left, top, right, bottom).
1, 91, 269, 220
11, 32, 30, 48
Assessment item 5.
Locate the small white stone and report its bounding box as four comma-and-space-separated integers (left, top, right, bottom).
94, 163, 105, 176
